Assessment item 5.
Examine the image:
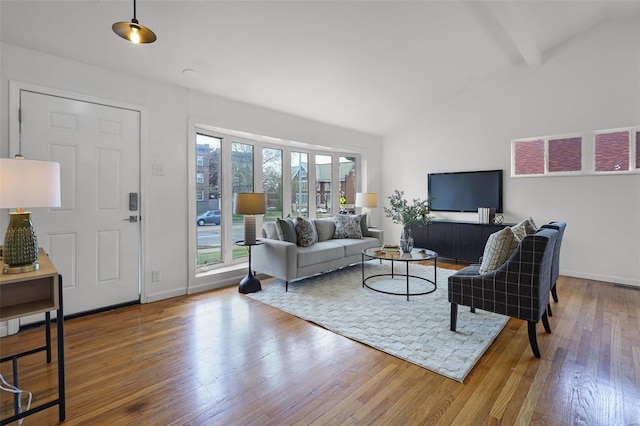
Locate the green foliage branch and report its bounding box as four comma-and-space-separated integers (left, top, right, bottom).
383, 190, 433, 227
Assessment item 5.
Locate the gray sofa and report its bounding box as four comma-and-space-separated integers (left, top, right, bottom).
252, 217, 384, 291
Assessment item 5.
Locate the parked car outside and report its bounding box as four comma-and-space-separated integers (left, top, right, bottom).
197, 210, 221, 226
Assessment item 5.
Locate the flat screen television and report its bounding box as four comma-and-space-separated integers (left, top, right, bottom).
428, 170, 503, 213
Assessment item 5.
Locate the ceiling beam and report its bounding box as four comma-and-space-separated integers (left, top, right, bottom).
488, 0, 542, 67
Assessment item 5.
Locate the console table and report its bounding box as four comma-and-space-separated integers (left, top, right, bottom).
411, 220, 513, 264
0, 249, 65, 424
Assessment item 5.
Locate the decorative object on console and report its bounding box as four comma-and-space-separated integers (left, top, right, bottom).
355, 192, 377, 227
384, 190, 433, 253
477, 207, 495, 224
112, 0, 157, 44
493, 214, 504, 225
0, 157, 61, 274
234, 192, 267, 245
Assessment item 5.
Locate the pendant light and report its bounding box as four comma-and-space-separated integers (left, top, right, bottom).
112, 0, 157, 44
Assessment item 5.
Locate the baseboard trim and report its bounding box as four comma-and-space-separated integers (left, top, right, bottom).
561, 270, 639, 287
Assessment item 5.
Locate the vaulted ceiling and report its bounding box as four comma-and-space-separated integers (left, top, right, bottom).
2, 1, 638, 136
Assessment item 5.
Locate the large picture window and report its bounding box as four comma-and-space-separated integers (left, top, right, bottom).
192, 126, 360, 277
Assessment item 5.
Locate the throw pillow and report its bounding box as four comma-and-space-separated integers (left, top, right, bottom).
295, 216, 317, 247
333, 214, 363, 239
511, 217, 538, 241
359, 213, 370, 237
479, 226, 520, 274
263, 222, 279, 240
314, 218, 336, 242
275, 216, 297, 243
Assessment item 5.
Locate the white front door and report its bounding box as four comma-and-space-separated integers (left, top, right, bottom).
18, 90, 141, 317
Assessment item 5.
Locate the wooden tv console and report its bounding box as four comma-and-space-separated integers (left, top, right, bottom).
411, 220, 513, 264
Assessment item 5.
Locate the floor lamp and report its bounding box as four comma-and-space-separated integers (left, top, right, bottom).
233, 192, 266, 293
1, 157, 61, 273
355, 192, 377, 227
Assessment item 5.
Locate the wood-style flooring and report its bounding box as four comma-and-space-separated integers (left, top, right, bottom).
1, 264, 639, 425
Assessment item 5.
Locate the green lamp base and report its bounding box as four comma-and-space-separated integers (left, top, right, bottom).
2, 211, 40, 274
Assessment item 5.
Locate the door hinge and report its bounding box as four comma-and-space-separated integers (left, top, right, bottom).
18, 108, 22, 123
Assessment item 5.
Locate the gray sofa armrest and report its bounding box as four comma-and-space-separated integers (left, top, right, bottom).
252, 238, 297, 282
368, 228, 384, 246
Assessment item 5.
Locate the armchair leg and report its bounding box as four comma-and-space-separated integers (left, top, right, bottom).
470, 307, 476, 314
551, 285, 559, 303
527, 321, 541, 358
450, 303, 458, 332
548, 303, 553, 317
285, 281, 289, 292
542, 310, 551, 334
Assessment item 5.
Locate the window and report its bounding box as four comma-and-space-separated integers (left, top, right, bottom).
548, 137, 582, 173
196, 133, 223, 269
316, 154, 332, 217
192, 126, 360, 278
595, 130, 629, 172
513, 139, 545, 176
263, 148, 282, 224
232, 141, 254, 259
339, 156, 357, 213
291, 151, 309, 217
513, 127, 639, 177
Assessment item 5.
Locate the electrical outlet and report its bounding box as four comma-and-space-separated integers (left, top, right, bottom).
152, 270, 161, 282
151, 164, 165, 176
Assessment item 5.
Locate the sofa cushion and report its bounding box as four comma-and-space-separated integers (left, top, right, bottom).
297, 241, 344, 268
333, 214, 363, 239
314, 218, 336, 242
276, 217, 297, 243
332, 237, 380, 257
511, 217, 537, 241
479, 227, 520, 274
295, 216, 317, 247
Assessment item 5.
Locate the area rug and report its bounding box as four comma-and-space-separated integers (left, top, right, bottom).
247, 261, 508, 382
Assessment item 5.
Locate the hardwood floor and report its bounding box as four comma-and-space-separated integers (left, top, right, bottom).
1, 266, 639, 425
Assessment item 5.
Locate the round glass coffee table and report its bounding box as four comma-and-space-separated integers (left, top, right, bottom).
361, 247, 438, 301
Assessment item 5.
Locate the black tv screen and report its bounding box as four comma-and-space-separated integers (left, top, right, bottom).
428, 170, 503, 213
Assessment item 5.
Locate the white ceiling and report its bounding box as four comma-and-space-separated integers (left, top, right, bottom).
1, 1, 638, 136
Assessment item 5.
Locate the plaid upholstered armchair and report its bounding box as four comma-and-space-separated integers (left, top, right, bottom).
448, 228, 558, 358
540, 221, 567, 315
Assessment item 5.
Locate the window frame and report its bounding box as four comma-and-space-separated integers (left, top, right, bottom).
188, 122, 361, 282
512, 126, 640, 178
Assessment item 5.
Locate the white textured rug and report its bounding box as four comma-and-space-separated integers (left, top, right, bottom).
247, 261, 508, 382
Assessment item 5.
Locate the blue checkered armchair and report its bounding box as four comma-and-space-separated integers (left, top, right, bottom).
448, 228, 558, 358
540, 221, 566, 312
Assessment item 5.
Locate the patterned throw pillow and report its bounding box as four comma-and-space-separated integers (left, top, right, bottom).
511, 217, 538, 241
295, 217, 317, 247
333, 214, 363, 239
479, 227, 520, 274
275, 217, 297, 243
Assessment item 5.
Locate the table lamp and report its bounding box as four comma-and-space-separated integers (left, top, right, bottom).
233, 192, 266, 245
1, 157, 61, 273
355, 192, 377, 227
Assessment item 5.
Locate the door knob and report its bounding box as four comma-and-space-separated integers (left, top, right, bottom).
124, 215, 138, 223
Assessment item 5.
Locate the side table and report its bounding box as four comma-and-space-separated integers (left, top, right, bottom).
234, 240, 264, 294
0, 248, 65, 424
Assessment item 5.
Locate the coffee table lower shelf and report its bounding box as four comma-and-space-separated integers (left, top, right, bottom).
361, 247, 438, 301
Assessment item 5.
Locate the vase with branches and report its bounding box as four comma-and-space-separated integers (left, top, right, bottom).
384, 190, 434, 253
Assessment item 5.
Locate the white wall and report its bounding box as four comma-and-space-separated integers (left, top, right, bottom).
381, 17, 640, 286
0, 43, 383, 303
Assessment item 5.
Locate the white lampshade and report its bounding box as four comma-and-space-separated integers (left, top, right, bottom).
355, 193, 377, 208
0, 158, 61, 209
233, 193, 266, 215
